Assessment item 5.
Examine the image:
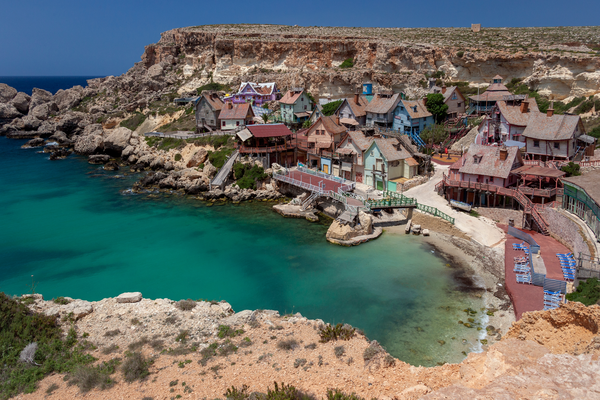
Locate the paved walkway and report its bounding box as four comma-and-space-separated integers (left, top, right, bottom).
501, 224, 571, 319
403, 164, 505, 248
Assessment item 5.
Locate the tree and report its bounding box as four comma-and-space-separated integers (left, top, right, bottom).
322, 100, 343, 116
261, 113, 270, 123
420, 124, 448, 146
425, 93, 449, 123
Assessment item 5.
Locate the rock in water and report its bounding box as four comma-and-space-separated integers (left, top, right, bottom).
29, 88, 53, 109
88, 154, 110, 164
21, 138, 46, 148
116, 292, 143, 303
0, 103, 22, 120
75, 133, 104, 155
104, 160, 119, 171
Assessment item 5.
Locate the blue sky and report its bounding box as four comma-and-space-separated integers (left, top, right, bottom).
1, 0, 597, 76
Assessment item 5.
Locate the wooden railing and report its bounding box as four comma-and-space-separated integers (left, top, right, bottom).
237, 143, 292, 154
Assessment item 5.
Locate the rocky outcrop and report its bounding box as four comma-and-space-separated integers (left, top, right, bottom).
88, 154, 110, 164
103, 127, 133, 155
0, 103, 22, 120
326, 211, 374, 242
0, 83, 17, 103
10, 92, 30, 114
186, 148, 208, 168
116, 292, 143, 303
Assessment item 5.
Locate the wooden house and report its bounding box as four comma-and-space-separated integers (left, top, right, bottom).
365, 92, 401, 128
194, 91, 224, 132
363, 137, 416, 189
236, 124, 295, 167
308, 103, 324, 124
223, 82, 280, 106
279, 89, 313, 124
219, 102, 255, 131
522, 107, 591, 161
304, 115, 347, 173
468, 75, 513, 114
478, 97, 538, 145
392, 99, 434, 135
335, 94, 369, 128
429, 84, 467, 118
335, 131, 373, 182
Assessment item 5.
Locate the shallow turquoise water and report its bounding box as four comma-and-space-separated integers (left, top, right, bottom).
0, 137, 485, 366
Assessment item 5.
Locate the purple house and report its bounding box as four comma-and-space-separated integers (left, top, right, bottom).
223, 82, 280, 106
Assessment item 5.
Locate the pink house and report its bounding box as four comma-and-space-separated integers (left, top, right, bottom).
222, 82, 280, 106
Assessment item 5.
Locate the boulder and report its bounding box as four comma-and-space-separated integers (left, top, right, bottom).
121, 145, 135, 158
150, 156, 165, 170
64, 300, 94, 320
116, 292, 142, 303
48, 131, 70, 145
0, 103, 22, 120
81, 123, 103, 136
48, 148, 72, 160
220, 310, 255, 326
104, 160, 119, 171
36, 120, 58, 136
21, 138, 46, 148
56, 112, 85, 135
74, 133, 104, 155
147, 64, 164, 80
140, 171, 167, 186
186, 148, 208, 168
30, 102, 59, 120
186, 179, 209, 194
0, 83, 17, 103
29, 88, 53, 109
180, 168, 203, 180
10, 92, 31, 114
103, 127, 132, 155
203, 162, 217, 179
54, 86, 83, 111
158, 175, 178, 189
88, 154, 110, 164
13, 115, 42, 131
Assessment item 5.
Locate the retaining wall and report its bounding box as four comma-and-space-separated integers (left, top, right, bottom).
541, 207, 592, 258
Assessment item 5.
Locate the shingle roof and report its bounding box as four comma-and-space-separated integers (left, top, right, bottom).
198, 92, 224, 111
219, 103, 254, 120
237, 82, 277, 95
347, 131, 373, 151
280, 89, 304, 105
401, 99, 432, 119
496, 99, 534, 126
246, 123, 293, 138
365, 93, 400, 114
319, 115, 347, 135
372, 138, 410, 161
454, 144, 520, 179
429, 86, 464, 103
522, 113, 581, 140
344, 95, 369, 117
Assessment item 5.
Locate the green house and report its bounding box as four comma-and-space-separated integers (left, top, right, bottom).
279, 88, 312, 124
562, 173, 600, 241
363, 137, 418, 190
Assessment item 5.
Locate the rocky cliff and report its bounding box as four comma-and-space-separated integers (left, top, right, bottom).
15, 295, 600, 399
143, 25, 600, 100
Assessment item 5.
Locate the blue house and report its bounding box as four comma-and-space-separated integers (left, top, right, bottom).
392, 99, 434, 136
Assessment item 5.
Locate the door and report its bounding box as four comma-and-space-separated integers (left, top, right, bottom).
376, 179, 383, 190
323, 164, 329, 174
356, 172, 363, 183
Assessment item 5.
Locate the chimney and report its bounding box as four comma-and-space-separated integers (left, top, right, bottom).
336, 115, 340, 125
354, 93, 360, 105
423, 97, 428, 107
441, 85, 447, 94
547, 101, 554, 117
499, 145, 508, 161
520, 100, 529, 114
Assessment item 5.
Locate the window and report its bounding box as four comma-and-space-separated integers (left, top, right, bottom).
348, 139, 353, 144
533, 140, 540, 148
452, 93, 457, 100
222, 121, 225, 127
304, 105, 307, 110
236, 121, 240, 126
457, 102, 462, 107
554, 142, 560, 149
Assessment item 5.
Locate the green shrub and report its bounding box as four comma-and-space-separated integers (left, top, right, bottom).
217, 325, 244, 339
322, 100, 343, 116
121, 352, 151, 382
196, 82, 232, 95
176, 299, 196, 311
233, 162, 246, 179
208, 147, 235, 169
319, 323, 356, 343
52, 296, 71, 305
334, 346, 345, 358
174, 153, 182, 162
264, 382, 316, 400
326, 389, 365, 400
340, 58, 354, 69
235, 164, 268, 190
566, 278, 600, 305
0, 292, 95, 399
67, 359, 120, 392
277, 339, 298, 351
561, 162, 581, 177
119, 112, 147, 131
456, 51, 464, 58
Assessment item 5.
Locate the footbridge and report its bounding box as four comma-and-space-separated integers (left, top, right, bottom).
273, 167, 454, 224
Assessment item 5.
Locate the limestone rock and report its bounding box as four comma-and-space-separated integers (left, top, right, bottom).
104, 127, 132, 155
147, 64, 164, 80
149, 156, 165, 170
10, 92, 31, 114
0, 83, 17, 103
221, 310, 255, 326
13, 115, 42, 131
30, 102, 59, 120
75, 133, 104, 155
116, 292, 143, 303
0, 103, 22, 120
203, 162, 217, 179
186, 148, 208, 168
326, 211, 373, 242
81, 123, 104, 136
65, 300, 94, 320
48, 131, 71, 145
54, 86, 83, 111
88, 154, 110, 164
29, 88, 53, 109
22, 138, 46, 148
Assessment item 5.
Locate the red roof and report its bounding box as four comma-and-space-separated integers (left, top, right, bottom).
246, 124, 293, 138
219, 103, 254, 120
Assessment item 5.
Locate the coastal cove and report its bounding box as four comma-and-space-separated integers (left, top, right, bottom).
0, 136, 490, 367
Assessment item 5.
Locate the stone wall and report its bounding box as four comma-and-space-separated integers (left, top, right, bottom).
474, 208, 524, 229
541, 207, 593, 257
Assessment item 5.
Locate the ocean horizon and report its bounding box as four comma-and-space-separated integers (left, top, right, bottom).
0, 76, 102, 95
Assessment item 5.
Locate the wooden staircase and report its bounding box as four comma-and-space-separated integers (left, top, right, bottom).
514, 189, 550, 235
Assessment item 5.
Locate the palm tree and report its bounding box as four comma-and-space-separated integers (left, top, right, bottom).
261, 113, 270, 124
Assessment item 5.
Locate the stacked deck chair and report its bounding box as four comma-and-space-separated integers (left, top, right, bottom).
557, 252, 576, 281
544, 290, 563, 311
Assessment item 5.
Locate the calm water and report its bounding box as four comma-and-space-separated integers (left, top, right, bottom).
0, 76, 99, 95
0, 138, 487, 366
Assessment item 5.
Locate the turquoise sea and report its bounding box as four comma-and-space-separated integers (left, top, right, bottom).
0, 136, 486, 366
